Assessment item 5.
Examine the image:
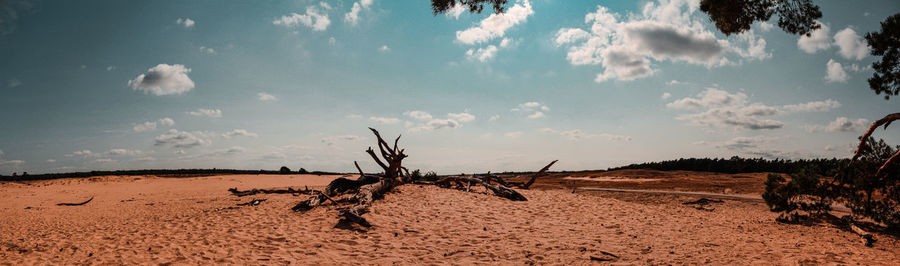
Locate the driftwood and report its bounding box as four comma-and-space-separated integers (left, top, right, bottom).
56, 196, 94, 206
228, 187, 318, 197
850, 223, 877, 247
234, 127, 557, 229
505, 160, 558, 189
435, 175, 527, 201
851, 112, 900, 177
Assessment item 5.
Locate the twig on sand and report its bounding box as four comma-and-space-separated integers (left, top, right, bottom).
56, 196, 94, 206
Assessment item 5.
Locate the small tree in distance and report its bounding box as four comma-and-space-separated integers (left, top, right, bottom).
279, 166, 292, 174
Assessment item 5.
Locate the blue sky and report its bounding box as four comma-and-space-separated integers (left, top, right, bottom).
1, 0, 898, 174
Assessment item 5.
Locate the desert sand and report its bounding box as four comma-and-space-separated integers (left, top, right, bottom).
1, 173, 898, 264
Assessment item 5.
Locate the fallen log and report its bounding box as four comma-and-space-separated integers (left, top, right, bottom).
436, 176, 527, 201
56, 196, 94, 206
228, 187, 318, 197
505, 160, 558, 189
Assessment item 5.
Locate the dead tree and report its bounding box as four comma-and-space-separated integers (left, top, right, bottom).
851, 112, 900, 177
235, 127, 556, 229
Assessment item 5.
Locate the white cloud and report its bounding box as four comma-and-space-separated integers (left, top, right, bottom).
106, 66, 116, 71
344, 0, 373, 26
369, 116, 401, 124
488, 114, 501, 121
329, 37, 336, 45
782, 99, 840, 112
65, 149, 96, 158
379, 45, 390, 52
554, 28, 591, 45
716, 136, 789, 159
46, 159, 56, 163
274, 4, 331, 31
154, 129, 210, 148
511, 101, 549, 118
128, 64, 195, 96
258, 92, 277, 101
541, 128, 631, 141
447, 112, 475, 122
667, 88, 783, 130
556, 1, 769, 83
455, 0, 533, 45
133, 117, 175, 132
504, 131, 523, 138
805, 117, 869, 133
176, 18, 195, 28
757, 22, 774, 32
222, 129, 259, 138
106, 149, 143, 156
404, 110, 433, 121
92, 158, 114, 164
345, 114, 363, 119
7, 79, 21, 88
188, 108, 222, 118
321, 135, 364, 146
446, 3, 466, 20
661, 92, 672, 99
834, 27, 869, 60
199, 46, 215, 54
797, 22, 831, 53
465, 45, 498, 62
825, 59, 849, 83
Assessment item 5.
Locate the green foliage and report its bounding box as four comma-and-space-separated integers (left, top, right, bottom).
866, 13, 900, 100
834, 138, 900, 230
279, 166, 292, 174
431, 0, 508, 15
762, 168, 832, 222
410, 169, 422, 180
763, 137, 900, 230
609, 156, 845, 175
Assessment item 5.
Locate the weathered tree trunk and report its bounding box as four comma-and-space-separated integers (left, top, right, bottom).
851, 113, 900, 177
435, 176, 527, 201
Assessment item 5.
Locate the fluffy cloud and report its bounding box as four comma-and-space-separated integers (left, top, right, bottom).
258, 92, 277, 101
133, 117, 175, 132
64, 149, 96, 158
556, 1, 769, 82
369, 116, 401, 124
404, 110, 433, 121
176, 18, 195, 28
667, 88, 783, 130
273, 4, 331, 31
379, 45, 390, 52
222, 129, 259, 138
504, 131, 523, 138
805, 117, 869, 133
446, 3, 466, 20
106, 149, 143, 156
782, 99, 840, 112
344, 0, 373, 26
541, 128, 631, 142
0, 149, 25, 166
188, 108, 222, 118
407, 111, 475, 133
321, 135, 364, 146
824, 59, 849, 83
797, 23, 831, 53
455, 0, 533, 45
128, 64, 195, 96
833, 27, 869, 60
717, 136, 787, 159
7, 79, 21, 88
465, 45, 498, 62
661, 92, 672, 99
447, 112, 475, 122
511, 102, 549, 118
199, 46, 215, 54
154, 129, 210, 148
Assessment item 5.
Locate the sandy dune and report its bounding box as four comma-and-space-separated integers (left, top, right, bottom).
1, 174, 898, 264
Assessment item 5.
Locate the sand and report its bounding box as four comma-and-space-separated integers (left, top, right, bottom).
1, 174, 898, 264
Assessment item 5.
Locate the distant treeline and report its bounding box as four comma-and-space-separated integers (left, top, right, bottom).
0, 168, 342, 182
608, 156, 848, 174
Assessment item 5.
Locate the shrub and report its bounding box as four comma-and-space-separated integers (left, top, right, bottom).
298, 168, 308, 174
279, 166, 292, 174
